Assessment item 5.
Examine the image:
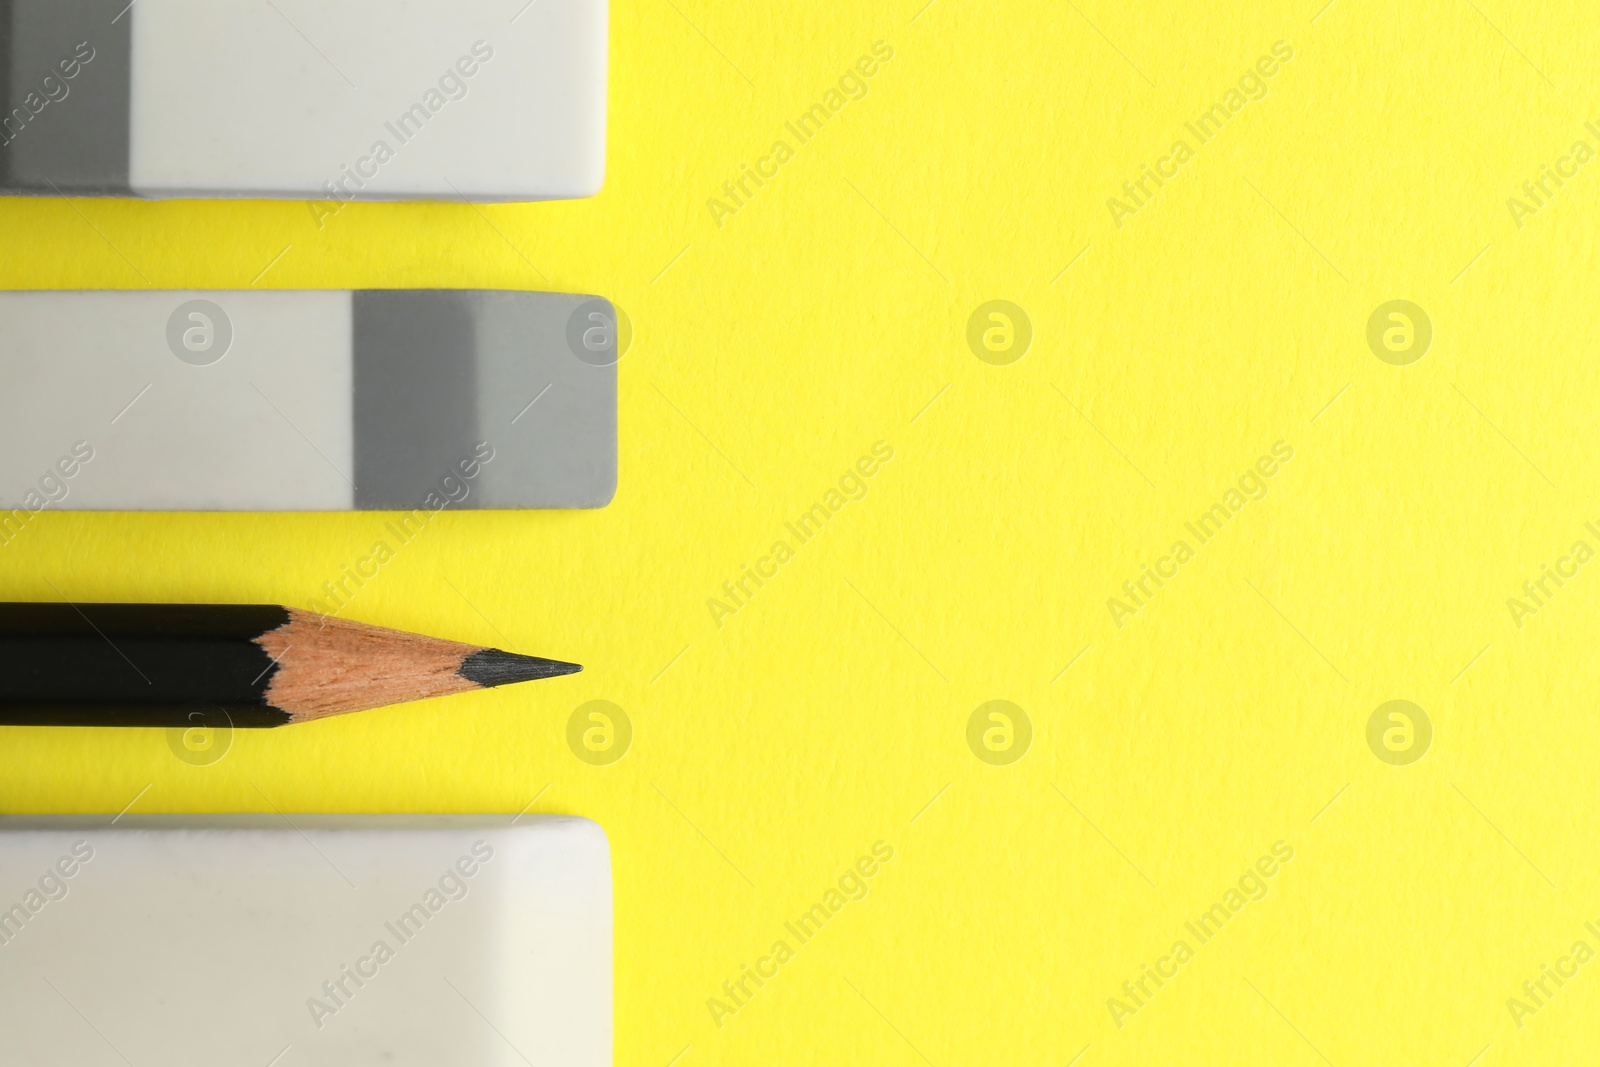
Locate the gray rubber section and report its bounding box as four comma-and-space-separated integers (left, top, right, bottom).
352, 291, 481, 510
0, 0, 131, 194
352, 291, 617, 510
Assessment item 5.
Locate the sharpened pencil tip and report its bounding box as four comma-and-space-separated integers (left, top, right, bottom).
458, 648, 583, 689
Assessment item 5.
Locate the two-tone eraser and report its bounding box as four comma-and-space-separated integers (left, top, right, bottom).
0, 289, 619, 511
0, 0, 606, 201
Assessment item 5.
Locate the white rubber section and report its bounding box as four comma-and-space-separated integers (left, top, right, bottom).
126, 0, 608, 200
0, 290, 356, 512
0, 815, 612, 1067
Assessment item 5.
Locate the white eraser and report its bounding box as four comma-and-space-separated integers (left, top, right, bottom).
1, 0, 607, 201
0, 815, 612, 1066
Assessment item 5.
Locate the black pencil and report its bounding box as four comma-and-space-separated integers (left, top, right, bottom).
0, 603, 581, 728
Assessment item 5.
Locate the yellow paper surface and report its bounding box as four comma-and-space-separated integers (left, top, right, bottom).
3, 2, 1598, 1063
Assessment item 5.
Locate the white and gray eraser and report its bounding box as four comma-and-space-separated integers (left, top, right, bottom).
0, 815, 612, 1067
0, 0, 606, 201
0, 289, 619, 511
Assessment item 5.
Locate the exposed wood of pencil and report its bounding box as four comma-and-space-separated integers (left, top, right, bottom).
0, 603, 581, 728
263, 612, 489, 721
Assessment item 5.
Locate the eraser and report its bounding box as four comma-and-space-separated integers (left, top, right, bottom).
0, 815, 612, 1067
0, 0, 606, 201
0, 289, 619, 512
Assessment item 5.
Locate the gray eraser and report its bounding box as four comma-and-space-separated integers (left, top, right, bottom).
0, 289, 619, 512
0, 0, 607, 201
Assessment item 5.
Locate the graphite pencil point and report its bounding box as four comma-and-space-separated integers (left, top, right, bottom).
458, 649, 584, 688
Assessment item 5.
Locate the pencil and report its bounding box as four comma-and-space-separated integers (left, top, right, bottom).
0, 603, 581, 728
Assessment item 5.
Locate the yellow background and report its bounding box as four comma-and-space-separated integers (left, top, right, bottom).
3, 0, 1599, 1063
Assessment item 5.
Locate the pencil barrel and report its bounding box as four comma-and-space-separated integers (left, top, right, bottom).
0, 604, 290, 725
0, 704, 291, 728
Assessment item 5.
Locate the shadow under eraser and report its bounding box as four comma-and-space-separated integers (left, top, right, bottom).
0, 0, 606, 201
0, 290, 619, 511
0, 815, 612, 1067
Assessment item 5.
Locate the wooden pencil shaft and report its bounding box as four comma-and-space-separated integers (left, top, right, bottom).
0, 703, 290, 729
0, 603, 578, 729
0, 603, 289, 638
0, 604, 286, 722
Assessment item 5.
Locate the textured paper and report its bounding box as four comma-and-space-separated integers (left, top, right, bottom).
1, 2, 1597, 1065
